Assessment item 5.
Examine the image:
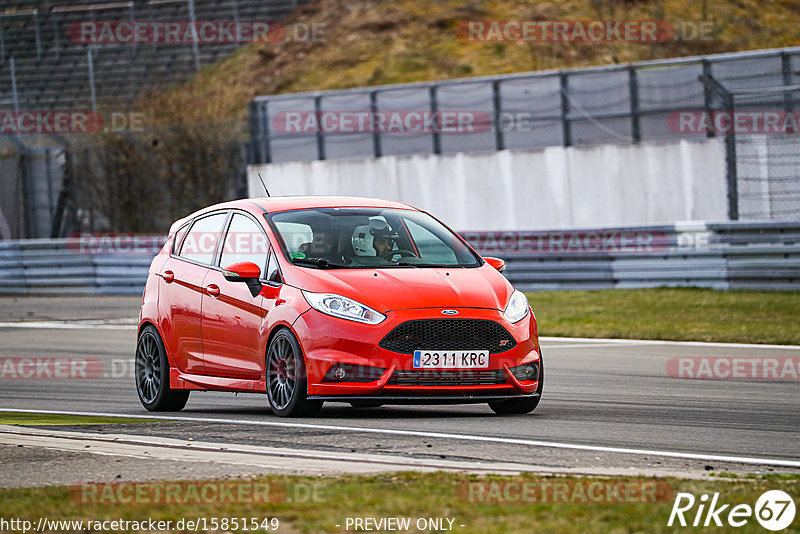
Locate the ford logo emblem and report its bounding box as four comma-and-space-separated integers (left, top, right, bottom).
441, 309, 459, 315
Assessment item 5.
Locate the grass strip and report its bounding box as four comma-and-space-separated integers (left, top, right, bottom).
1, 472, 798, 533
0, 412, 157, 426
528, 288, 800, 345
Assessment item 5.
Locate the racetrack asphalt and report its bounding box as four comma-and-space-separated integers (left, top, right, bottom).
0, 296, 798, 485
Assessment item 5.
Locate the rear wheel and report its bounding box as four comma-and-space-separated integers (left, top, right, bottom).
135, 325, 190, 411
489, 353, 544, 415
266, 329, 322, 417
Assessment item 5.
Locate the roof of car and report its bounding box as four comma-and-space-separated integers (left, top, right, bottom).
248, 196, 417, 212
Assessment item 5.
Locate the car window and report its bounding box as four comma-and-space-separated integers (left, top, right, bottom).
404, 219, 458, 264
219, 213, 270, 277
178, 212, 228, 265
266, 208, 480, 268
172, 222, 190, 254
265, 250, 282, 284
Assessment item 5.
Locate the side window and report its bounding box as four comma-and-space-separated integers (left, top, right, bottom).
405, 219, 457, 263
219, 213, 270, 277
265, 251, 282, 284
172, 222, 190, 254
178, 212, 228, 265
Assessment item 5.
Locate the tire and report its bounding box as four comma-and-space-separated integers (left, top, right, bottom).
349, 401, 384, 408
489, 353, 544, 415
266, 328, 322, 417
135, 325, 190, 412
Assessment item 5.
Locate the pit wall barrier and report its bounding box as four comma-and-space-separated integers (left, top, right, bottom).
247, 138, 728, 231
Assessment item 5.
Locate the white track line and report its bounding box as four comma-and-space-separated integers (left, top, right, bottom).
542, 342, 644, 349
1, 408, 798, 469
540, 336, 800, 351
0, 321, 132, 330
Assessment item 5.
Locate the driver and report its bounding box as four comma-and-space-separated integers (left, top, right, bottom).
299, 230, 339, 260
370, 220, 399, 258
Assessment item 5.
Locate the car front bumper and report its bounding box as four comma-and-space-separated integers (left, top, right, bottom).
292, 306, 541, 399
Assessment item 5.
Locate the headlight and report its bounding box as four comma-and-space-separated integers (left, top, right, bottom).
503, 289, 529, 323
302, 291, 386, 325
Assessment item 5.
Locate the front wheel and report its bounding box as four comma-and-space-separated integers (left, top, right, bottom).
489, 353, 544, 415
135, 325, 190, 411
266, 329, 322, 417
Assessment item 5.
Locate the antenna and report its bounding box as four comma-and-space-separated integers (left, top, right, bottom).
257, 172, 270, 197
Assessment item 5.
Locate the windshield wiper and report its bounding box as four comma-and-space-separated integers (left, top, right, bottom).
393, 262, 467, 268
291, 257, 349, 269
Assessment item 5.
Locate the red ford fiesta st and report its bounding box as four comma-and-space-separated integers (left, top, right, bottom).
136, 196, 542, 417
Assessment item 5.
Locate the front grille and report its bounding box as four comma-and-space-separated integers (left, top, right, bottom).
379, 319, 516, 354
388, 369, 508, 386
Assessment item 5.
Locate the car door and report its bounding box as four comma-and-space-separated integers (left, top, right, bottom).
158, 211, 229, 375
200, 211, 273, 380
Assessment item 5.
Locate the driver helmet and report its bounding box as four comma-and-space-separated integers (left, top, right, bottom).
369, 219, 399, 240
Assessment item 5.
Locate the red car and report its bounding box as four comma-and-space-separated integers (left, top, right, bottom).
136, 196, 542, 417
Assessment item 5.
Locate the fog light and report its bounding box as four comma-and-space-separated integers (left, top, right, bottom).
510, 362, 539, 382
524, 364, 537, 380
323, 364, 387, 383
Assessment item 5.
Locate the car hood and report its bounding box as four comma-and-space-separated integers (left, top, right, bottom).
286, 264, 514, 313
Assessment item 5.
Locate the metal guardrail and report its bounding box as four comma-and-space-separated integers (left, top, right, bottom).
0, 239, 154, 295
0, 222, 798, 295
498, 221, 800, 291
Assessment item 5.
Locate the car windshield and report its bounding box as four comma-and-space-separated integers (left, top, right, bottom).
266, 207, 481, 269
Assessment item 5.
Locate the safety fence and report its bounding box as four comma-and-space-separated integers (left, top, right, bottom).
0, 0, 307, 111
249, 47, 800, 221
1, 221, 798, 295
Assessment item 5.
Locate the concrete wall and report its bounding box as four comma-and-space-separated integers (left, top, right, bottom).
248, 138, 728, 231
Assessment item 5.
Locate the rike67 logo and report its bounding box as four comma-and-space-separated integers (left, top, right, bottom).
668, 490, 796, 531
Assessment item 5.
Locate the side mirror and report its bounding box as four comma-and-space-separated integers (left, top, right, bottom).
223, 261, 262, 297
484, 256, 506, 273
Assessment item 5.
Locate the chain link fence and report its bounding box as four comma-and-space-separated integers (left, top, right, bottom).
249, 47, 800, 221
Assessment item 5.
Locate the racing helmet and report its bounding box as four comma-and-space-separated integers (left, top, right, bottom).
351, 217, 398, 256
369, 219, 399, 240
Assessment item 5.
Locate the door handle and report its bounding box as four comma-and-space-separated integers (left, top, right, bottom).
206, 284, 220, 297
161, 270, 174, 283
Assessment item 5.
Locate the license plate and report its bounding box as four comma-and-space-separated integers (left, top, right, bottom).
412, 350, 489, 369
